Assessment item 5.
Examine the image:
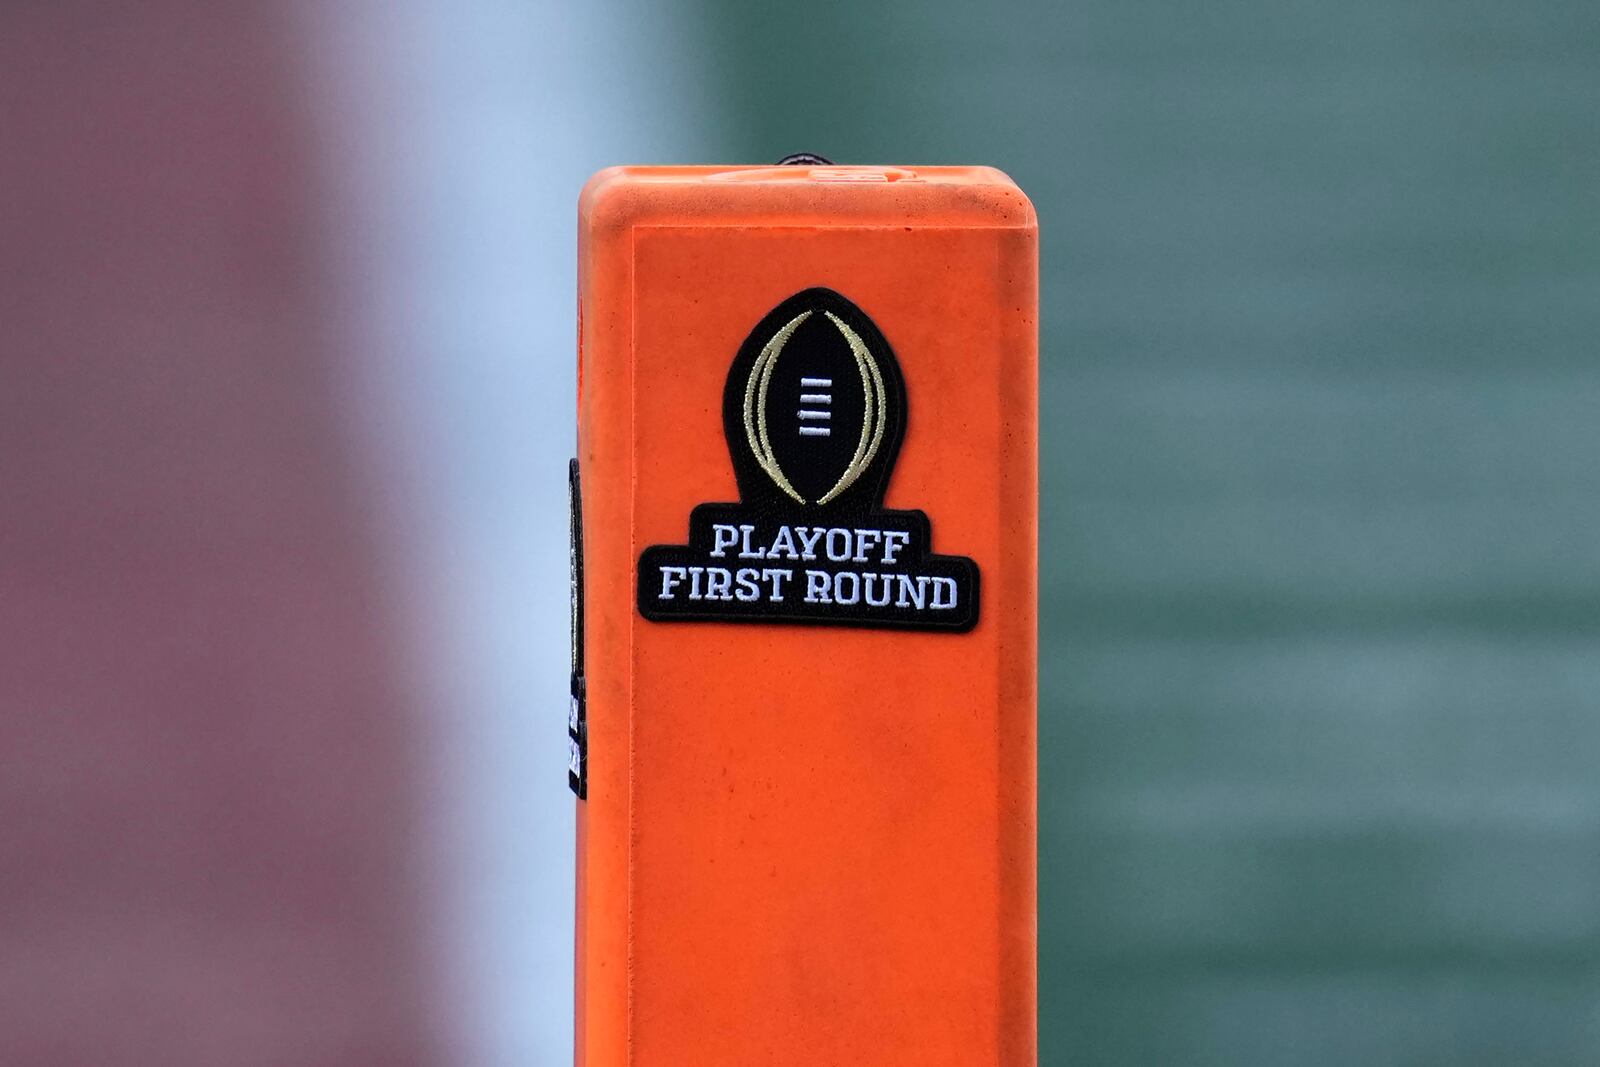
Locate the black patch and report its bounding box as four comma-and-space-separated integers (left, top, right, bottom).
568, 458, 586, 798
638, 288, 979, 632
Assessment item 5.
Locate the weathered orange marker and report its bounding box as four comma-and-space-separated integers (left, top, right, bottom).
572, 162, 1037, 1065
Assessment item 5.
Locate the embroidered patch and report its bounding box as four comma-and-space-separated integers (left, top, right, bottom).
638, 287, 979, 631
568, 458, 587, 798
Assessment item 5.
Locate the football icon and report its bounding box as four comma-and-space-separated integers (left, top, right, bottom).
724, 288, 906, 513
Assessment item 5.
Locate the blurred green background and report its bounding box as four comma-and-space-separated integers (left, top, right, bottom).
708, 1, 1600, 1063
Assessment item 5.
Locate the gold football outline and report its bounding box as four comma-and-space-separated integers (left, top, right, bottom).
741, 308, 888, 506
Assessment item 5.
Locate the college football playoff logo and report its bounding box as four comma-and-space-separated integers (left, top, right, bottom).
638, 287, 979, 631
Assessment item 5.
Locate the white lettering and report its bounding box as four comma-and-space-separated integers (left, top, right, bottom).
735, 568, 761, 601
739, 524, 763, 558
882, 531, 911, 565
768, 526, 799, 560
852, 529, 882, 563
761, 567, 792, 602
896, 574, 928, 609
710, 524, 739, 558
659, 566, 687, 599
795, 526, 825, 560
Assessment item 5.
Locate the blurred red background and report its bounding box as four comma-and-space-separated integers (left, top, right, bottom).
0, 4, 439, 1062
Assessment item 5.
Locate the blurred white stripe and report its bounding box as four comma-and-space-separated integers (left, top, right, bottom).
296, 2, 722, 1063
